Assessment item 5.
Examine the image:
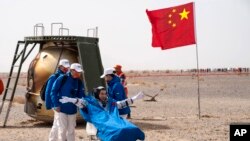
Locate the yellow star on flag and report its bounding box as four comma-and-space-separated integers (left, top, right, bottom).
179, 8, 190, 20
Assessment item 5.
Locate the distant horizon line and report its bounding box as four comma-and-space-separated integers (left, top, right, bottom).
0, 67, 249, 74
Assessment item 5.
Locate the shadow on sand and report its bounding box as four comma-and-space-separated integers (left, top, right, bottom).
133, 121, 170, 131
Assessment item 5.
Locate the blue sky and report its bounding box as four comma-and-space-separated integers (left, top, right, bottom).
0, 0, 249, 72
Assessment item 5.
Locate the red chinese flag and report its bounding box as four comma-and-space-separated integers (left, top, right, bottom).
146, 2, 196, 50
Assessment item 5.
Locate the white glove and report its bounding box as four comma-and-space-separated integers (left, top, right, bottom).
59, 96, 87, 108
75, 99, 88, 108
131, 91, 144, 101
59, 96, 77, 104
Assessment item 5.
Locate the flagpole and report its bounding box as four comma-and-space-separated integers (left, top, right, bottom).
196, 45, 201, 120
193, 2, 201, 119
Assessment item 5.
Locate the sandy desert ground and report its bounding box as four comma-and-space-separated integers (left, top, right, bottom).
0, 72, 250, 141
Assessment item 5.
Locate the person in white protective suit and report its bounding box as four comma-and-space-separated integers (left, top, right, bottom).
59, 86, 145, 141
